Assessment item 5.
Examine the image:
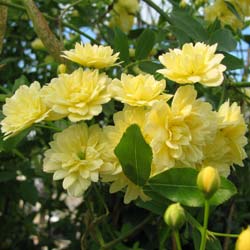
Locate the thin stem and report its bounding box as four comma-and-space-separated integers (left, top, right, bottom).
230, 82, 250, 88
218, 82, 226, 107
208, 231, 239, 238
174, 230, 182, 250
185, 212, 203, 234
58, 0, 83, 43
34, 124, 62, 132
124, 59, 153, 70
142, 0, 173, 24
200, 200, 210, 250
0, 0, 25, 11
63, 22, 97, 43
101, 214, 153, 250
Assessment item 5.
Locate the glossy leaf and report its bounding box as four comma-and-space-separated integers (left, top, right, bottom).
114, 124, 152, 186
138, 61, 163, 74
148, 168, 237, 207
114, 27, 129, 64
135, 29, 155, 60
170, 10, 208, 41
222, 52, 244, 70
209, 28, 237, 51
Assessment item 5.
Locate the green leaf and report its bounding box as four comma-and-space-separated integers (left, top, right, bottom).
114, 28, 129, 64
170, 10, 208, 42
169, 26, 192, 46
148, 168, 237, 207
135, 29, 155, 60
138, 61, 163, 74
20, 181, 38, 205
114, 124, 152, 186
137, 186, 170, 215
209, 29, 237, 51
222, 52, 244, 70
2, 128, 30, 152
0, 171, 16, 182
12, 75, 29, 92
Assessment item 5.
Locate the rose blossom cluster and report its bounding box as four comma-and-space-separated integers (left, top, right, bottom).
1, 42, 247, 204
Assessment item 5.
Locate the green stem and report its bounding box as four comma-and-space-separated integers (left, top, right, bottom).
101, 214, 153, 250
174, 230, 182, 250
34, 124, 62, 132
230, 82, 250, 88
0, 0, 25, 11
208, 231, 239, 238
185, 212, 203, 234
200, 200, 210, 250
58, 0, 83, 43
142, 0, 173, 24
124, 59, 153, 70
63, 22, 97, 43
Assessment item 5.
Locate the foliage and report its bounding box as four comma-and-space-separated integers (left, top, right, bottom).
0, 0, 250, 250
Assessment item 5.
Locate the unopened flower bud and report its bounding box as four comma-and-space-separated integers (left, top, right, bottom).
164, 203, 185, 230
235, 227, 250, 250
197, 166, 220, 199
57, 64, 67, 74
179, 0, 187, 8
31, 38, 46, 51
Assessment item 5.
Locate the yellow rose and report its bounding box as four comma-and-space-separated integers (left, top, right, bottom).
109, 73, 172, 107
116, 0, 139, 14
1, 82, 49, 139
205, 0, 244, 30
158, 42, 226, 86
109, 5, 135, 33
41, 68, 111, 122
100, 106, 149, 204
62, 43, 119, 69
144, 85, 217, 174
202, 101, 247, 176
43, 123, 104, 197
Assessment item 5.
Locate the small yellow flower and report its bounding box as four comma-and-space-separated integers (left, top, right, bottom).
109, 73, 172, 107
43, 123, 104, 197
62, 43, 119, 69
202, 101, 247, 176
100, 106, 149, 203
109, 5, 135, 33
158, 42, 226, 86
1, 82, 49, 139
217, 101, 247, 166
235, 227, 250, 250
144, 85, 217, 174
205, 0, 244, 30
41, 68, 111, 122
116, 0, 139, 14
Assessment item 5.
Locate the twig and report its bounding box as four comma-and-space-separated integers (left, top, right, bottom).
141, 0, 173, 24
101, 214, 154, 249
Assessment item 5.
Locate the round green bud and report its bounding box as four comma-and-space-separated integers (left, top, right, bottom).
164, 203, 186, 230
197, 166, 221, 199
